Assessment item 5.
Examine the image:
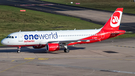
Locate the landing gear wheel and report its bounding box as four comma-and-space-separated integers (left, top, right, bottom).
64, 49, 70, 53
17, 50, 20, 53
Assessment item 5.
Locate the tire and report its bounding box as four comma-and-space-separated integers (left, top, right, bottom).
17, 50, 20, 53
64, 49, 70, 53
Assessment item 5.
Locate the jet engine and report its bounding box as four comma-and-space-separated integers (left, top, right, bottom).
46, 43, 60, 52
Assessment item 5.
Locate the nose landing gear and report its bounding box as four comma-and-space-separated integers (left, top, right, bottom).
17, 46, 21, 53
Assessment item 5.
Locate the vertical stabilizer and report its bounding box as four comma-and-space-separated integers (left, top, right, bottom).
101, 8, 123, 31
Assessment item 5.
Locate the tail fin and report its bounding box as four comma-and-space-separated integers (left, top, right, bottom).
101, 8, 123, 31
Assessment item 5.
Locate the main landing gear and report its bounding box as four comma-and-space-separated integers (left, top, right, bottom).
16, 45, 70, 53
17, 46, 21, 53
63, 45, 70, 53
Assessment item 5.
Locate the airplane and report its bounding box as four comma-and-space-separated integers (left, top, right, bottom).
1, 8, 125, 53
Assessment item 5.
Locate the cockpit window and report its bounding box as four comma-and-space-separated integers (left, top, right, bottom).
6, 36, 14, 38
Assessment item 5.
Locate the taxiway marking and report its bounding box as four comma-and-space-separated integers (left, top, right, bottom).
115, 45, 135, 48
23, 57, 135, 61
11, 60, 15, 62
24, 58, 35, 60
24, 58, 49, 60
38, 58, 49, 60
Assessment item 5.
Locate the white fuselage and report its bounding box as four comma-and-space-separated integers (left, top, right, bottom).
1, 29, 101, 46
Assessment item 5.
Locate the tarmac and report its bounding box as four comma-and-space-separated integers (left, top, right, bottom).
0, 0, 135, 76
0, 38, 135, 76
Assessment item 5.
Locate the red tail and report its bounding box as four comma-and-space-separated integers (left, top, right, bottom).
101, 8, 123, 31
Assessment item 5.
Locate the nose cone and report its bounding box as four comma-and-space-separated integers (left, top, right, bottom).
1, 39, 7, 45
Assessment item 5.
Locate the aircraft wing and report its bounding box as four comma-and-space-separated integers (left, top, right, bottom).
48, 39, 97, 45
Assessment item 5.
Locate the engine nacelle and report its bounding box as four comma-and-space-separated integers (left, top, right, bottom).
33, 45, 45, 49
46, 43, 60, 52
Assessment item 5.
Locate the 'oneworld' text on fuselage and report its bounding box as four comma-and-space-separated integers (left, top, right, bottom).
24, 32, 58, 40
